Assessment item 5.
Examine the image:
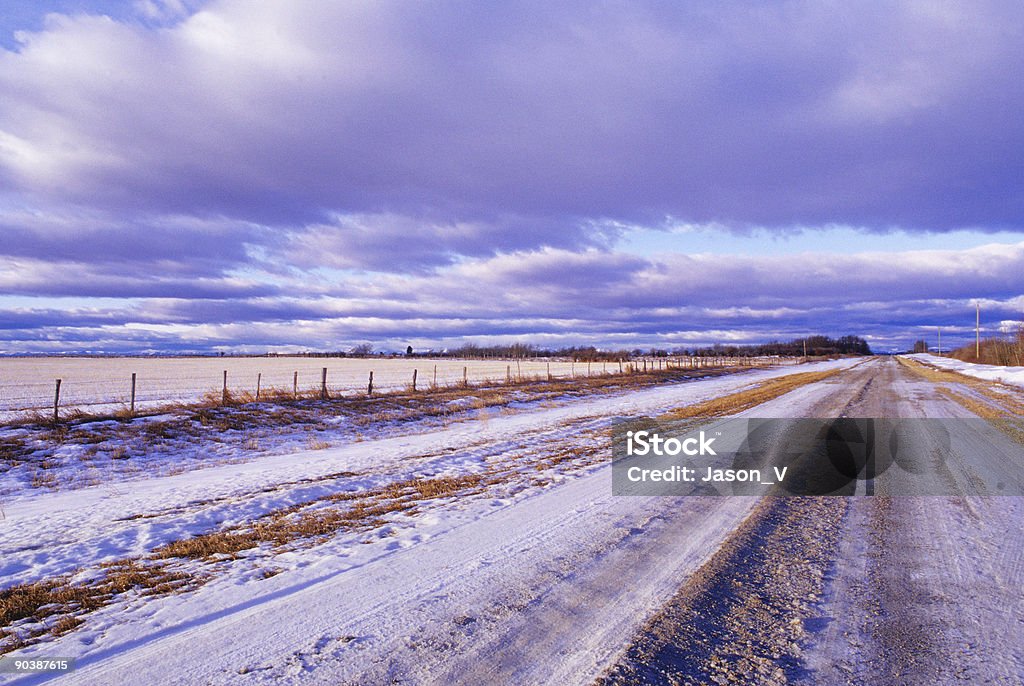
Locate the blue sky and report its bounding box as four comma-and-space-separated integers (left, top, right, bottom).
1, 1, 1023, 354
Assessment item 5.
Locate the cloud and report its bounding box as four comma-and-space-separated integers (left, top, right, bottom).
5, 242, 1020, 353
0, 2, 1023, 353
2, 1, 1024, 232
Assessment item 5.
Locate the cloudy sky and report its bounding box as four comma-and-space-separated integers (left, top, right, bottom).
1, 0, 1023, 354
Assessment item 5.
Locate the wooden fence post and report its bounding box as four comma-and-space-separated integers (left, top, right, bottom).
222, 370, 228, 405
433, 365, 437, 388
130, 373, 136, 417
293, 371, 298, 397
463, 366, 468, 387
547, 361, 551, 381
367, 371, 374, 395
53, 378, 61, 424
619, 359, 623, 374
412, 368, 417, 392
321, 367, 328, 399
256, 373, 261, 400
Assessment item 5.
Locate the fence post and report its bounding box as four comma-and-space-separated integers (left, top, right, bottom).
130, 372, 136, 417
463, 366, 468, 387
53, 378, 61, 424
222, 370, 228, 405
433, 365, 437, 388
367, 371, 374, 395
293, 371, 298, 397
321, 367, 328, 399
412, 368, 417, 392
547, 361, 551, 381
256, 372, 261, 400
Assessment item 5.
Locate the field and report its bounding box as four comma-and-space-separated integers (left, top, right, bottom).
0, 356, 682, 421
1, 355, 1022, 684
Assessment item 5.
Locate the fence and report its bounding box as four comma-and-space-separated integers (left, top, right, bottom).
0, 355, 795, 422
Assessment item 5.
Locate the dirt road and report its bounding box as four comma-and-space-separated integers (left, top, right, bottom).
602, 356, 1024, 685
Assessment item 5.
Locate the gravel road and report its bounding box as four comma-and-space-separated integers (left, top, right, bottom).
601, 357, 1024, 685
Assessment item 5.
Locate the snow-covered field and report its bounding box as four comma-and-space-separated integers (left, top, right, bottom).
0, 359, 856, 684
905, 352, 1024, 388
0, 356, 638, 420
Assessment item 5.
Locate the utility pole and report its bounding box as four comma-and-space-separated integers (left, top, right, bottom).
937, 326, 941, 357
976, 302, 981, 359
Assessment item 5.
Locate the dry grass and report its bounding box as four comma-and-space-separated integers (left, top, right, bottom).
897, 357, 972, 384
30, 469, 58, 489
662, 369, 843, 420
936, 387, 1024, 445
899, 357, 1024, 444
306, 436, 331, 450
900, 357, 1024, 414
0, 559, 195, 654
151, 474, 485, 561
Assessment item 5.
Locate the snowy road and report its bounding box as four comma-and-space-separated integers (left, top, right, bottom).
603, 356, 1024, 685
2, 356, 1022, 684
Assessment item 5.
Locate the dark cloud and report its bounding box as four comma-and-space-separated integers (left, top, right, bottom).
0, 257, 278, 299
2, 1, 1024, 231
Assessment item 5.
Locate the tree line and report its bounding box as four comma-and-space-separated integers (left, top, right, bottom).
441, 335, 871, 360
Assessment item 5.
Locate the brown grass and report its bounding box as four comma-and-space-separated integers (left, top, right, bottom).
151, 474, 485, 561
937, 387, 1024, 445
306, 436, 331, 450
0, 559, 195, 654
897, 356, 973, 384
900, 357, 1024, 415
899, 357, 1024, 444
662, 369, 843, 420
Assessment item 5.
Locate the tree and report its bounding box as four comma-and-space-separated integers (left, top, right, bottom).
406, 345, 414, 356
350, 343, 373, 356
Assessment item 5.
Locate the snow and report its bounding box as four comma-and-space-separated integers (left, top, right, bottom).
0, 358, 861, 684
0, 356, 695, 420
904, 353, 1024, 388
